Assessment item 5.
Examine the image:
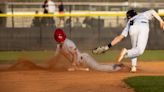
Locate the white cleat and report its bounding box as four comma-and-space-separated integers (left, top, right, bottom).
118, 48, 127, 63
130, 66, 137, 73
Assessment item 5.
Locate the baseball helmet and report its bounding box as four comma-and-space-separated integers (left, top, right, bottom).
54, 28, 66, 43
126, 9, 137, 20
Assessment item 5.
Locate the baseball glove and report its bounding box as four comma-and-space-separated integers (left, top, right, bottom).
92, 46, 109, 54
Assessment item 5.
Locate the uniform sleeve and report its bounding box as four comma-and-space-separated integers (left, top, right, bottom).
68, 46, 76, 53
67, 40, 77, 53
141, 10, 154, 20
121, 21, 130, 37
66, 40, 79, 64
142, 9, 162, 21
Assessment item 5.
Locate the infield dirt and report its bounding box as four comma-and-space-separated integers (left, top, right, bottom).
0, 58, 164, 92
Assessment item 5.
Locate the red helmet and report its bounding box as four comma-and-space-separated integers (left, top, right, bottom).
54, 28, 66, 43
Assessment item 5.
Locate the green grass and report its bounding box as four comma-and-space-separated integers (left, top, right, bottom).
0, 50, 164, 64
90, 50, 164, 61
139, 50, 164, 61
0, 51, 55, 64
124, 76, 164, 92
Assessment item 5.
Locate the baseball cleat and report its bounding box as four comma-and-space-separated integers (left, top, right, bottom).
130, 66, 137, 73
117, 48, 127, 63
113, 63, 125, 70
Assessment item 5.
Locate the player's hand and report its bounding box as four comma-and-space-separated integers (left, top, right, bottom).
92, 46, 109, 54
160, 21, 164, 30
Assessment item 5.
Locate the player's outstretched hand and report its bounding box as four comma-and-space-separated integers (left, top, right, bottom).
92, 46, 109, 54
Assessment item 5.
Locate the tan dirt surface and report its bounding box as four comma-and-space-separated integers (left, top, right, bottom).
0, 60, 164, 92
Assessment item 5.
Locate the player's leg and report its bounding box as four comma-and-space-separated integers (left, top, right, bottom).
131, 58, 137, 72
137, 25, 149, 54
117, 24, 139, 63
81, 53, 121, 72
130, 25, 149, 73
129, 29, 139, 72
117, 40, 138, 72
127, 25, 149, 58
121, 24, 149, 58
117, 48, 127, 63
117, 24, 148, 72
126, 24, 149, 72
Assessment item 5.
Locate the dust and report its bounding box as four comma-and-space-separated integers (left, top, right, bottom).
46, 54, 72, 71
7, 58, 44, 71
0, 54, 138, 73
5, 54, 72, 71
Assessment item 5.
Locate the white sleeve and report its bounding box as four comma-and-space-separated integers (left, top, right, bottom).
68, 43, 77, 53
65, 39, 77, 53
142, 9, 163, 21
67, 41, 79, 64
121, 21, 130, 37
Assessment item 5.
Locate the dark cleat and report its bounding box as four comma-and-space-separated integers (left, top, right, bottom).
113, 63, 125, 70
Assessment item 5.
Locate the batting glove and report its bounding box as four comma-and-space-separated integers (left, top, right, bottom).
92, 46, 109, 54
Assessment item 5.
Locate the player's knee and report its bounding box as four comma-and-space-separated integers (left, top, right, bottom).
80, 53, 89, 61
138, 49, 144, 56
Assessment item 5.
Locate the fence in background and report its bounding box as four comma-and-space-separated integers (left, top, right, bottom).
0, 2, 164, 51
0, 14, 164, 51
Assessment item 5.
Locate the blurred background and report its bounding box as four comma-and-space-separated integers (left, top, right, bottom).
0, 0, 164, 51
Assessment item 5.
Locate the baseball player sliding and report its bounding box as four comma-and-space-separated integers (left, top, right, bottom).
53, 28, 122, 72
93, 9, 164, 72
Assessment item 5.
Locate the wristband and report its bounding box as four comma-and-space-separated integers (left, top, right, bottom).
108, 43, 112, 48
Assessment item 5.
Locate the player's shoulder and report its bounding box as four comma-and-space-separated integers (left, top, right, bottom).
140, 9, 155, 15
64, 39, 77, 50
65, 39, 73, 43
65, 39, 76, 46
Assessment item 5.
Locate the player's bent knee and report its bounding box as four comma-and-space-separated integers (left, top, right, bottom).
134, 47, 144, 56
138, 49, 144, 56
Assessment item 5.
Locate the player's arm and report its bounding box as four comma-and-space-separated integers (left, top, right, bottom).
54, 44, 61, 56
111, 35, 125, 46
66, 47, 79, 68
92, 22, 129, 54
112, 20, 130, 46
68, 48, 89, 71
71, 48, 78, 66
92, 35, 125, 54
148, 9, 164, 30
67, 48, 86, 71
